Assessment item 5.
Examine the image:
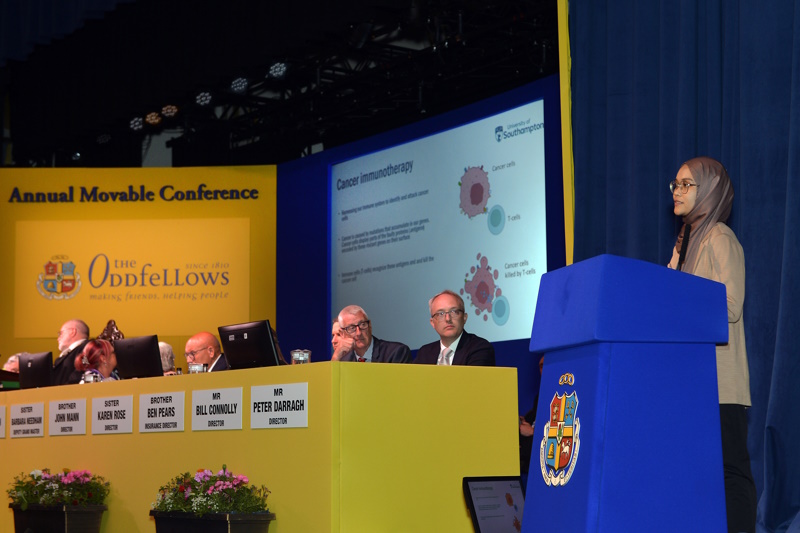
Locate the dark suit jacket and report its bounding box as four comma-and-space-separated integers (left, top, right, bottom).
414, 330, 495, 366
209, 354, 229, 372
340, 336, 412, 363
52, 339, 90, 385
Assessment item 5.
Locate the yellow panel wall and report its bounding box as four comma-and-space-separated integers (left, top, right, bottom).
337, 364, 519, 532
0, 363, 519, 532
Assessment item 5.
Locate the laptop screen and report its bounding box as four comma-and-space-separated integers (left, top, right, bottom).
462, 476, 525, 533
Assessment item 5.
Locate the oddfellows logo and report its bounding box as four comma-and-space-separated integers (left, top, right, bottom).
37, 256, 82, 300
540, 372, 580, 486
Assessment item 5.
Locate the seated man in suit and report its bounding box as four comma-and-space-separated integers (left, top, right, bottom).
53, 319, 91, 385
336, 305, 411, 363
184, 331, 228, 372
414, 290, 495, 366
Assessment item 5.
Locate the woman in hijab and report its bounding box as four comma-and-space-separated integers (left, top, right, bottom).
668, 156, 756, 533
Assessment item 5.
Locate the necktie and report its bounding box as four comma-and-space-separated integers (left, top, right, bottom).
357, 356, 366, 362
437, 348, 452, 366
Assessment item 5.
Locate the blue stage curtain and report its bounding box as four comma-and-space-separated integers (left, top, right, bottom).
569, 1, 800, 531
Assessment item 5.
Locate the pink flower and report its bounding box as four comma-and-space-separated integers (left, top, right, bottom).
195, 470, 212, 483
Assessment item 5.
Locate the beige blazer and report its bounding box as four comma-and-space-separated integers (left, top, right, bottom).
669, 222, 750, 406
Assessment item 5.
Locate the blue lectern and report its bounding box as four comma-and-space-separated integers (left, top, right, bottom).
522, 254, 728, 532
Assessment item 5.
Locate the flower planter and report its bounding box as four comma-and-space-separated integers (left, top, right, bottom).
10, 503, 107, 533
149, 510, 276, 533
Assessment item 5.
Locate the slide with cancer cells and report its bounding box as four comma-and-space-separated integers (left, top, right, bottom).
331, 99, 548, 349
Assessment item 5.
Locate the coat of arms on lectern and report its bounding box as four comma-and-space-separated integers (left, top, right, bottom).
540, 384, 580, 486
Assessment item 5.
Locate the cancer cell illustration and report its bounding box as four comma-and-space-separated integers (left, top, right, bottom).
459, 166, 490, 218
462, 253, 510, 325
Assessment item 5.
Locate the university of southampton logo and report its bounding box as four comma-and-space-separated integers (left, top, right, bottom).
36, 257, 82, 300
495, 125, 503, 142
540, 373, 580, 486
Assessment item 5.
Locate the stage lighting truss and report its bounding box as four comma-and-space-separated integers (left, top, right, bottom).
217, 2, 557, 153
12, 0, 559, 166
105, 1, 557, 159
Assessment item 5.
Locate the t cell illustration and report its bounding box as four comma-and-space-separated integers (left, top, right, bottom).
459, 166, 490, 218
487, 204, 506, 235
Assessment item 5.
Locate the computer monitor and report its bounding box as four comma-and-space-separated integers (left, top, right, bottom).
218, 319, 281, 370
113, 335, 164, 379
19, 352, 53, 389
0, 369, 20, 390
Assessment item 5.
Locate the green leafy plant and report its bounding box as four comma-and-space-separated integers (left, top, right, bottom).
151, 465, 270, 517
7, 469, 110, 510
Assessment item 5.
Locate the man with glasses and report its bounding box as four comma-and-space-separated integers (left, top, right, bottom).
414, 290, 495, 366
184, 331, 228, 372
53, 318, 91, 385
335, 305, 411, 363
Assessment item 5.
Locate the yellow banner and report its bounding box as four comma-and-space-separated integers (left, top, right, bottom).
0, 166, 276, 357
15, 218, 250, 338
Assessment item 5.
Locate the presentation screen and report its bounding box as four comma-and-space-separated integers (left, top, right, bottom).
330, 78, 562, 350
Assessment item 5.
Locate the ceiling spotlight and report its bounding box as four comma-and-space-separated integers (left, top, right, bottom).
96, 133, 111, 144
268, 62, 287, 79
145, 112, 162, 126
230, 77, 249, 93
162, 105, 178, 118
129, 117, 144, 131
196, 91, 212, 106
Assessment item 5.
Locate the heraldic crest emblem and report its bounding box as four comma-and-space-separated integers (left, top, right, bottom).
540, 380, 580, 486
37, 258, 82, 300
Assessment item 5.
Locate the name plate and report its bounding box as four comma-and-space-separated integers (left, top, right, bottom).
49, 399, 87, 436
9, 403, 45, 438
192, 387, 242, 431
91, 395, 133, 434
139, 392, 185, 433
251, 382, 308, 429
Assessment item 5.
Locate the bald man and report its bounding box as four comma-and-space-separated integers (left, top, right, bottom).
53, 319, 91, 385
184, 331, 228, 372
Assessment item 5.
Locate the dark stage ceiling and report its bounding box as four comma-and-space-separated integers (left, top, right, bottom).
2, 0, 558, 167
